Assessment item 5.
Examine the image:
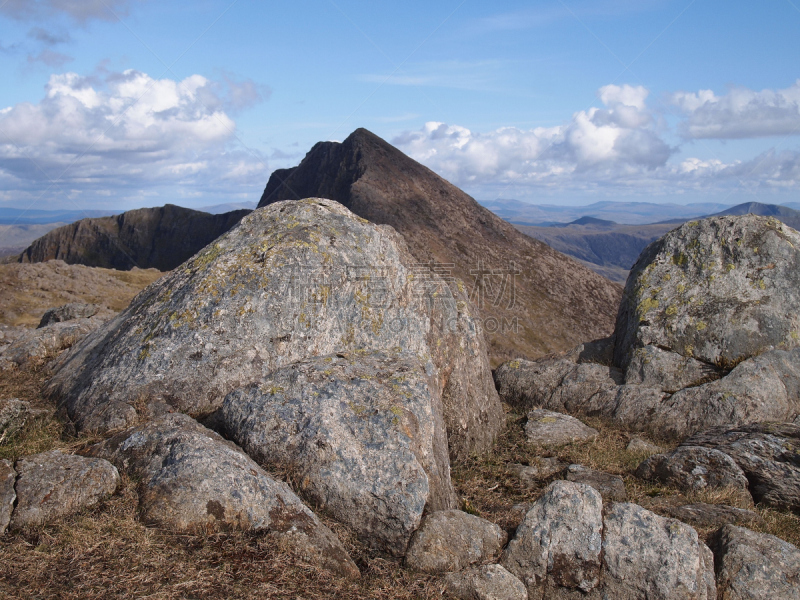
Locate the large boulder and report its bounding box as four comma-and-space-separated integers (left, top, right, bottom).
710, 525, 800, 600
614, 215, 800, 370
45, 198, 502, 458
10, 450, 119, 529
88, 413, 358, 577
221, 351, 456, 556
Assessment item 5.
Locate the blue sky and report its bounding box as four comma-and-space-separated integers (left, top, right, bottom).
0, 0, 799, 212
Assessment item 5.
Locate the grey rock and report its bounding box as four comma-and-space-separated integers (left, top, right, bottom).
502, 481, 603, 596
0, 398, 47, 443
682, 422, 800, 510
443, 564, 528, 600
626, 436, 662, 454
89, 412, 358, 577
795, 414, 800, 425
524, 409, 598, 447
0, 459, 15, 534
507, 458, 566, 485
636, 446, 751, 503
0, 324, 26, 349
711, 524, 800, 600
615, 215, 800, 370
38, 303, 108, 328
507, 503, 533, 531
664, 503, 763, 529
405, 510, 507, 574
46, 199, 502, 459
494, 358, 581, 411
221, 352, 456, 556
625, 345, 719, 392
564, 335, 615, 366
10, 450, 119, 529
1, 317, 107, 370
602, 502, 715, 600
564, 464, 627, 502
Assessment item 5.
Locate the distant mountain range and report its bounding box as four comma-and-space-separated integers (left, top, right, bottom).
0, 208, 118, 225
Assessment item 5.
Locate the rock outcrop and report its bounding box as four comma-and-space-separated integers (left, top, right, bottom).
46, 198, 502, 460
258, 128, 622, 364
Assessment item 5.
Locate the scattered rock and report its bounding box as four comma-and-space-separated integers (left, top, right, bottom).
443, 564, 528, 600
602, 502, 716, 600
405, 510, 507, 574
0, 398, 47, 443
636, 446, 751, 504
710, 524, 800, 600
681, 423, 800, 511
0, 459, 15, 534
564, 464, 628, 502
524, 409, 598, 447
625, 345, 719, 392
1, 317, 108, 370
664, 504, 763, 529
502, 481, 603, 596
46, 199, 502, 460
221, 352, 456, 556
88, 413, 358, 577
626, 436, 662, 454
38, 303, 107, 328
507, 458, 566, 485
10, 450, 119, 529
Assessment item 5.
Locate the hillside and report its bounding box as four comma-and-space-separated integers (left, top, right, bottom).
18, 204, 250, 271
258, 128, 622, 364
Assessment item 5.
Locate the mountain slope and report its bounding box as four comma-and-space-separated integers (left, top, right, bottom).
18, 204, 250, 271
258, 128, 622, 364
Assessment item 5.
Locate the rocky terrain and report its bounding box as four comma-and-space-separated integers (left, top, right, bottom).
18, 204, 249, 271
259, 128, 622, 365
1, 206, 799, 599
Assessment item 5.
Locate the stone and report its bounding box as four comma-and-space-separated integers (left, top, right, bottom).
1, 317, 108, 370
566, 335, 615, 366
46, 199, 503, 459
0, 398, 44, 443
502, 481, 603, 596
614, 215, 800, 370
0, 459, 15, 534
507, 458, 566, 485
626, 436, 662, 454
564, 464, 627, 502
506, 503, 533, 532
602, 502, 716, 600
681, 423, 800, 511
710, 524, 800, 600
38, 303, 106, 328
636, 446, 751, 503
221, 352, 456, 556
89, 412, 358, 577
443, 564, 528, 600
405, 510, 507, 574
10, 450, 119, 529
523, 409, 598, 447
625, 345, 720, 392
494, 358, 581, 411
664, 503, 763, 529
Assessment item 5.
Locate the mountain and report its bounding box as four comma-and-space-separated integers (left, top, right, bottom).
18, 204, 251, 271
0, 223, 68, 260
198, 201, 258, 214
258, 128, 622, 364
712, 201, 800, 230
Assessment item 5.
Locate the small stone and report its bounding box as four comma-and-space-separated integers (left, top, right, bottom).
0, 459, 15, 534
38, 303, 102, 328
443, 564, 528, 600
524, 409, 598, 447
10, 450, 120, 529
405, 510, 507, 574
564, 464, 628, 502
506, 457, 566, 484
665, 504, 763, 529
627, 436, 662, 454
711, 524, 800, 600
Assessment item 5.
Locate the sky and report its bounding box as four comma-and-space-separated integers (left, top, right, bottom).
0, 0, 799, 212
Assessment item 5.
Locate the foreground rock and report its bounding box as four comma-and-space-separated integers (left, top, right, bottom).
405, 510, 506, 574
524, 409, 598, 446
10, 450, 119, 529
636, 446, 751, 504
0, 460, 15, 533
443, 565, 527, 600
711, 525, 800, 600
681, 423, 800, 510
89, 413, 358, 577
222, 352, 456, 555
46, 198, 502, 459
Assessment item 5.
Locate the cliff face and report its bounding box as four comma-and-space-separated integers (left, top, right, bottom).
19, 204, 250, 272
259, 128, 622, 364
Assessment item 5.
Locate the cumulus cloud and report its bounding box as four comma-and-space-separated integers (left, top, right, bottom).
0, 69, 268, 204
0, 0, 136, 23
671, 81, 800, 139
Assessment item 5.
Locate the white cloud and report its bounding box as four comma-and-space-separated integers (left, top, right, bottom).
0, 69, 268, 205
671, 81, 800, 139
0, 0, 137, 23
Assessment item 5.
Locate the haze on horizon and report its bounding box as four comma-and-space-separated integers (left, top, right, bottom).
0, 0, 798, 214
